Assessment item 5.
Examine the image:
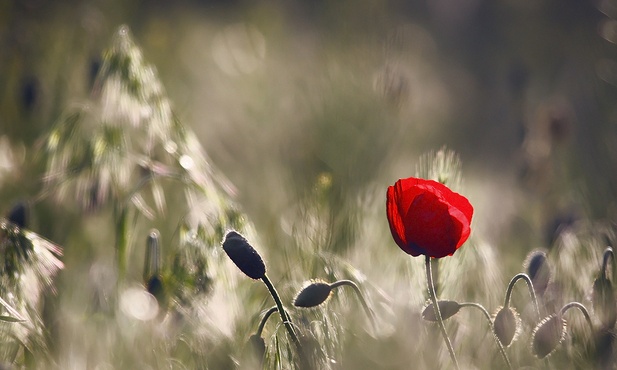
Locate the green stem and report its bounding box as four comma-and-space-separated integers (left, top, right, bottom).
261, 275, 301, 350
256, 306, 278, 337
560, 302, 594, 331
115, 205, 129, 281
459, 302, 512, 370
504, 273, 540, 321
330, 279, 377, 331
425, 255, 459, 369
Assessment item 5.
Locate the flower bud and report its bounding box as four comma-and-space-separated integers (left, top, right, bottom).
248, 334, 266, 363
525, 249, 551, 296
421, 300, 461, 321
222, 230, 266, 280
294, 280, 332, 308
531, 314, 566, 358
493, 306, 520, 347
592, 275, 616, 329
7, 202, 28, 229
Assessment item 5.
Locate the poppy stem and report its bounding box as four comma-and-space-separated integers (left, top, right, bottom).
425, 255, 459, 370
504, 273, 540, 321
256, 306, 279, 337
261, 275, 302, 351
459, 302, 512, 370
330, 279, 377, 332
602, 247, 614, 280
560, 302, 594, 332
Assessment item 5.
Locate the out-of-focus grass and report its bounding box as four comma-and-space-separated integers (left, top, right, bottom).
1, 1, 616, 369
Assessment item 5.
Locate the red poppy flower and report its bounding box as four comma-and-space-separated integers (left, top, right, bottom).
386, 177, 473, 258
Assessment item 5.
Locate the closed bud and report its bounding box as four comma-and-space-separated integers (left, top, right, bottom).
592, 275, 616, 329
422, 300, 461, 321
493, 306, 520, 347
294, 280, 332, 308
525, 249, 551, 296
222, 230, 266, 280
7, 202, 28, 229
531, 314, 566, 358
248, 334, 266, 362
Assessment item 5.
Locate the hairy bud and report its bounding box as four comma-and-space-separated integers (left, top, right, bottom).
222, 230, 266, 280
493, 306, 520, 347
294, 280, 332, 308
422, 300, 461, 321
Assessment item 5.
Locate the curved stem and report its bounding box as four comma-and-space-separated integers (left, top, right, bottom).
329, 279, 377, 331
261, 275, 301, 350
560, 302, 594, 332
602, 247, 614, 280
504, 273, 540, 321
425, 255, 459, 369
459, 302, 512, 370
256, 306, 279, 337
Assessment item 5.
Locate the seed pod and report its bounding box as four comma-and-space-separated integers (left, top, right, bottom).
525, 249, 551, 296
531, 314, 566, 358
222, 230, 266, 280
294, 280, 332, 308
592, 275, 616, 329
422, 300, 461, 321
493, 306, 520, 347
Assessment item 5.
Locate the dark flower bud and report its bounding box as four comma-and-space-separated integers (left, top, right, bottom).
525, 249, 551, 296
222, 230, 266, 280
294, 280, 332, 308
7, 202, 28, 229
422, 300, 461, 321
493, 306, 520, 347
248, 334, 266, 362
592, 275, 616, 329
531, 314, 566, 358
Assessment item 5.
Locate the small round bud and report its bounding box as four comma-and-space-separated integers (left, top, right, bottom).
525, 249, 551, 296
294, 280, 332, 308
222, 230, 266, 280
493, 306, 520, 347
421, 300, 461, 321
531, 314, 566, 358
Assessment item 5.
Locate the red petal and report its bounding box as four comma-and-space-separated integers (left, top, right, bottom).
405, 192, 458, 258
386, 185, 408, 251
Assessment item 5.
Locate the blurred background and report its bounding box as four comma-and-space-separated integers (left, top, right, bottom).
2, 0, 616, 247
1, 0, 617, 368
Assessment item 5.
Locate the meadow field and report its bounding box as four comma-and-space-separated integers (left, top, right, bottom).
1, 1, 616, 369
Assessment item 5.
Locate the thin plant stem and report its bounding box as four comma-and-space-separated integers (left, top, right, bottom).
425, 255, 459, 370
330, 279, 377, 331
504, 273, 540, 320
602, 247, 614, 279
261, 275, 301, 350
256, 306, 279, 337
459, 302, 513, 370
115, 205, 129, 281
560, 302, 594, 332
